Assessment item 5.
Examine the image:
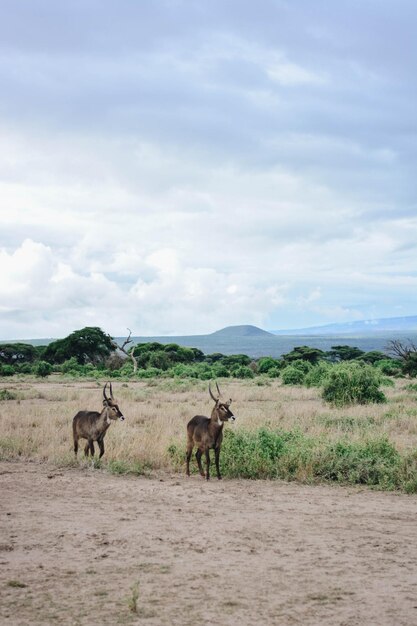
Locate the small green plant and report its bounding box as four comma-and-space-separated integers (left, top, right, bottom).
128, 582, 139, 613
107, 459, 145, 475
0, 389, 17, 401
7, 580, 27, 588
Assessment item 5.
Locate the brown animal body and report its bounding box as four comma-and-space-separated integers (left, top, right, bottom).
72, 383, 125, 458
186, 383, 235, 480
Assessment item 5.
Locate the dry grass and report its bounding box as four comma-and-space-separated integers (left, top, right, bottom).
0, 375, 417, 473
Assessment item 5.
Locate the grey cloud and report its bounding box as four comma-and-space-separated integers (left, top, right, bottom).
0, 1, 417, 337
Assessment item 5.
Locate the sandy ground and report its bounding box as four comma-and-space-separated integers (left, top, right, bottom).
1, 462, 417, 626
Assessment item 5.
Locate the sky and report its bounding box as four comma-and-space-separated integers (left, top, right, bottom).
0, 0, 416, 339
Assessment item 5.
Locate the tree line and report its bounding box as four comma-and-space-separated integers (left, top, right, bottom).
1, 326, 417, 407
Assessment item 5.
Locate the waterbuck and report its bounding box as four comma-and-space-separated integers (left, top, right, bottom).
72, 382, 125, 458
186, 382, 236, 480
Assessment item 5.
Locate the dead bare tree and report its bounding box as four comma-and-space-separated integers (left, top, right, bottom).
386, 339, 417, 360
111, 328, 138, 373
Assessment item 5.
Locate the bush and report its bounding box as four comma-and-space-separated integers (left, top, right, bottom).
0, 389, 17, 401
61, 357, 82, 375
211, 364, 230, 378
0, 364, 15, 377
257, 357, 281, 374
322, 362, 386, 407
304, 362, 332, 387
267, 367, 281, 378
232, 365, 254, 379
136, 367, 164, 378
218, 428, 403, 489
375, 359, 402, 376
281, 365, 305, 385
34, 361, 53, 378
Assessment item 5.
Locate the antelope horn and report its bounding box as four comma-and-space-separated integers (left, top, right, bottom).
209, 383, 218, 402
103, 382, 109, 402
109, 382, 114, 399
216, 382, 222, 397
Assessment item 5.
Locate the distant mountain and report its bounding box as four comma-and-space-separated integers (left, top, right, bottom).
4, 317, 417, 359
271, 315, 417, 336
210, 325, 274, 338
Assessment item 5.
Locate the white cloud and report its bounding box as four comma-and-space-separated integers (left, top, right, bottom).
0, 2, 416, 339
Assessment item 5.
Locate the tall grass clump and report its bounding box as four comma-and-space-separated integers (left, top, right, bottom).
217, 427, 413, 491
322, 362, 387, 407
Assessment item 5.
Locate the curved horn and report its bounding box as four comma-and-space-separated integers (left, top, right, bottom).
216, 382, 222, 397
103, 382, 109, 402
109, 382, 114, 399
209, 383, 218, 402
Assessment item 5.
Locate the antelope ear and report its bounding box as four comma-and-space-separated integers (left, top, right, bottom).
229, 398, 232, 404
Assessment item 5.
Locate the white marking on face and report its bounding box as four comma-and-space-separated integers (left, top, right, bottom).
119, 415, 125, 421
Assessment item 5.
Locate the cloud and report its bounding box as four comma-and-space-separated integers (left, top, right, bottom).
0, 1, 416, 339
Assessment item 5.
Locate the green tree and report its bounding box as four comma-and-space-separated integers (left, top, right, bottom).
0, 343, 38, 365
282, 346, 325, 365
357, 351, 388, 364
221, 354, 251, 368
326, 345, 365, 362
43, 327, 114, 365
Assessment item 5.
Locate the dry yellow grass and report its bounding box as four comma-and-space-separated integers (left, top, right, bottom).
1, 375, 416, 472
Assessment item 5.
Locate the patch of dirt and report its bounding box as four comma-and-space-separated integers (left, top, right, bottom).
1, 461, 417, 625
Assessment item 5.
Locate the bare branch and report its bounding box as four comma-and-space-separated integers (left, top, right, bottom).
386, 339, 417, 360
111, 329, 138, 373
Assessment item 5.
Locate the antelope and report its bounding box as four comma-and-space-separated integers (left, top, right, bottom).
186, 382, 236, 480
72, 382, 125, 458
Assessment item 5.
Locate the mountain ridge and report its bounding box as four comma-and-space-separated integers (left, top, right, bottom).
271, 315, 417, 336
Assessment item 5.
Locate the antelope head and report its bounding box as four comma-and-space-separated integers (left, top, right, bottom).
103, 382, 125, 421
209, 382, 235, 423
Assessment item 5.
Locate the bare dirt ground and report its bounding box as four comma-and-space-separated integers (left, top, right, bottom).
1, 461, 417, 626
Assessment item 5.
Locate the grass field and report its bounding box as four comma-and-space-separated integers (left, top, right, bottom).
1, 375, 417, 491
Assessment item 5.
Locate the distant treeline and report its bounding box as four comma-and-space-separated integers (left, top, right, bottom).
1, 326, 417, 407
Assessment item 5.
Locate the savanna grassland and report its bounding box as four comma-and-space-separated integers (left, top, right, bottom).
1, 375, 417, 487
0, 376, 417, 478
2, 376, 417, 625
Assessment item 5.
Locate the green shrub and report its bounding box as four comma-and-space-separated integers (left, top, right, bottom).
220, 428, 402, 489
375, 359, 402, 376
107, 459, 146, 475
257, 357, 281, 374
211, 364, 230, 378
0, 389, 17, 401
0, 364, 15, 377
304, 362, 332, 387
267, 367, 281, 378
290, 359, 313, 374
34, 361, 53, 378
312, 438, 400, 488
322, 362, 386, 407
281, 365, 305, 385
232, 365, 255, 379
136, 367, 164, 378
